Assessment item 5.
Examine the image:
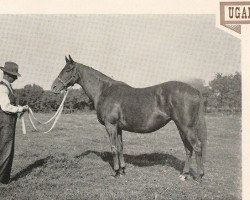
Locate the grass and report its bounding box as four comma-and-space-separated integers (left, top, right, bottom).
0, 113, 241, 200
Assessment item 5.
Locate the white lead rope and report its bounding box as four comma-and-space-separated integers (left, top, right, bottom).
28, 93, 66, 125
21, 89, 69, 134
21, 116, 26, 134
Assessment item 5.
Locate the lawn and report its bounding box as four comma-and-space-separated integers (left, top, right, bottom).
0, 113, 241, 200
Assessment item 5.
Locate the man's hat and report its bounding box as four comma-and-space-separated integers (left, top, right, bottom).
0, 62, 21, 77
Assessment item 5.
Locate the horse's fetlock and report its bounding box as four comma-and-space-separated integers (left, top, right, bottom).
186, 151, 192, 157
111, 145, 117, 153
194, 149, 202, 156
119, 167, 126, 175
193, 142, 202, 154
120, 162, 126, 168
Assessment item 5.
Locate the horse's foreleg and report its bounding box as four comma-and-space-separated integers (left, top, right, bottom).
105, 122, 119, 175
117, 129, 125, 175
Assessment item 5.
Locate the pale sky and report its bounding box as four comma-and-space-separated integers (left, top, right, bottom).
0, 15, 240, 90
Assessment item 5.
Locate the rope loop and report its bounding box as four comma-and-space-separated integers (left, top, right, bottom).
21, 89, 69, 134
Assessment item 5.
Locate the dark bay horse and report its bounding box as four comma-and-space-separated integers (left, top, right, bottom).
51, 55, 207, 182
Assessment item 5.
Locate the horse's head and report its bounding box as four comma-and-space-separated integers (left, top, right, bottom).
51, 55, 79, 93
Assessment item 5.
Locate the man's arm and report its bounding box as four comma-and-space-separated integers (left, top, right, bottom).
0, 85, 24, 113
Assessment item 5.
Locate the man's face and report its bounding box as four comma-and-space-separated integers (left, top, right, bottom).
6, 73, 18, 83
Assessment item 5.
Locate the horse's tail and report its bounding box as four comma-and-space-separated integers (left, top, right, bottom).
195, 92, 207, 163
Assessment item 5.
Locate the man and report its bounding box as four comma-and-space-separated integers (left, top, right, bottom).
0, 62, 28, 184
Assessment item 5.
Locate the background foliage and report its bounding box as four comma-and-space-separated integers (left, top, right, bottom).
187, 72, 241, 114
16, 87, 93, 113
16, 72, 241, 114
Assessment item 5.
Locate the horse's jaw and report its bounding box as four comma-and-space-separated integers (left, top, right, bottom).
52, 86, 70, 94
51, 85, 64, 94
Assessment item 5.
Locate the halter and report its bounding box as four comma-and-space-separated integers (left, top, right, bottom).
57, 65, 79, 88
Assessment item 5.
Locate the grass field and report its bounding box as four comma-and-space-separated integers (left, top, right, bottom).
0, 113, 241, 200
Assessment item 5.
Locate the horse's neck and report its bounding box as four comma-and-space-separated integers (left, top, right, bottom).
77, 65, 114, 107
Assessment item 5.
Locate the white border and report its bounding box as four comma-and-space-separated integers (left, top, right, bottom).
0, 0, 248, 199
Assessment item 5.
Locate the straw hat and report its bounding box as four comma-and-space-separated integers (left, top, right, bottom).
0, 62, 21, 77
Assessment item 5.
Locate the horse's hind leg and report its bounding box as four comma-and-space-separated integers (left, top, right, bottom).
176, 124, 204, 182
185, 127, 204, 182
180, 143, 193, 181
176, 126, 193, 180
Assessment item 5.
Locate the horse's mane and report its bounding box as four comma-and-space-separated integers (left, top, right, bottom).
77, 62, 128, 86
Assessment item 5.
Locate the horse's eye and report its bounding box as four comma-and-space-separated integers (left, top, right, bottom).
65, 66, 73, 72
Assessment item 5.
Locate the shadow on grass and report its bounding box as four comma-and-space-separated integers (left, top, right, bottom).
11, 156, 52, 182
11, 152, 196, 181
75, 150, 195, 177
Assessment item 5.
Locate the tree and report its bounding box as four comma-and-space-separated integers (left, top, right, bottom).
64, 89, 92, 111
186, 78, 210, 97
187, 78, 205, 92
208, 72, 241, 113
40, 91, 62, 111
16, 84, 44, 111
16, 83, 94, 112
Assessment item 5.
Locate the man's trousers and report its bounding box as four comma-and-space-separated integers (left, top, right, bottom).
0, 116, 16, 184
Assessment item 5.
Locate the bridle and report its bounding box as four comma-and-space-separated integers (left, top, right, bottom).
57, 65, 79, 89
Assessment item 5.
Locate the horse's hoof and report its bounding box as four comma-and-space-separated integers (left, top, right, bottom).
195, 177, 202, 184
114, 172, 124, 178
179, 174, 187, 181
195, 173, 204, 183
119, 167, 125, 176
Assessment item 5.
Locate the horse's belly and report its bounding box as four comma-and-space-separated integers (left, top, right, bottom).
121, 112, 171, 133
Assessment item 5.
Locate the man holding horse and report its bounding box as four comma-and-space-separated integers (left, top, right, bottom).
0, 62, 29, 184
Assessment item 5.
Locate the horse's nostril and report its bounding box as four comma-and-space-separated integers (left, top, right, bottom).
51, 85, 56, 91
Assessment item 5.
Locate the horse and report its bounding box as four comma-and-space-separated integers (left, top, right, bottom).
51, 55, 207, 182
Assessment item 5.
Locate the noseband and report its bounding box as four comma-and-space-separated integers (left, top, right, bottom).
57, 66, 79, 88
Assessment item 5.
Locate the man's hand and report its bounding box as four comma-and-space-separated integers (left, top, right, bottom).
22, 105, 29, 112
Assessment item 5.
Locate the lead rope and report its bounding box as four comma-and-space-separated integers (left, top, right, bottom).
21, 89, 69, 134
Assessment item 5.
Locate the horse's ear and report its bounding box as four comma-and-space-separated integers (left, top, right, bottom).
69, 55, 74, 63
65, 56, 69, 63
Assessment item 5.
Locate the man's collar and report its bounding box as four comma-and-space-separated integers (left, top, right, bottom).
2, 78, 11, 86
